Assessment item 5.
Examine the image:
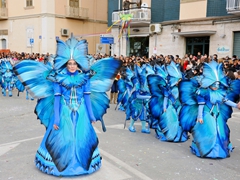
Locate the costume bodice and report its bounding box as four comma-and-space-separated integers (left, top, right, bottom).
3, 71, 13, 81
197, 87, 227, 106
53, 71, 90, 111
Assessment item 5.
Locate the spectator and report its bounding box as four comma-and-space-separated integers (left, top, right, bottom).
123, 0, 137, 10
212, 54, 218, 62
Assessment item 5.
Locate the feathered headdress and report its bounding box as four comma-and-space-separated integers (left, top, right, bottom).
200, 60, 228, 88
166, 61, 182, 87
1, 59, 13, 73
54, 34, 90, 72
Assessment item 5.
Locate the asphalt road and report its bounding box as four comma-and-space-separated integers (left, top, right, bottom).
1, 90, 240, 180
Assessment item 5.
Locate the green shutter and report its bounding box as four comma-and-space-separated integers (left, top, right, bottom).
233, 32, 240, 58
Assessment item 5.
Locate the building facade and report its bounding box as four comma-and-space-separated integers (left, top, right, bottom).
0, 0, 108, 54
108, 0, 240, 59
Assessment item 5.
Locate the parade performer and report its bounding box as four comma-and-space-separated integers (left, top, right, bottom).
1, 59, 14, 97
14, 77, 34, 100
179, 60, 240, 158
0, 60, 2, 86
148, 62, 188, 142
14, 35, 122, 176
117, 67, 134, 112
127, 64, 154, 133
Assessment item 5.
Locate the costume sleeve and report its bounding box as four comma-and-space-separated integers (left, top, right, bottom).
53, 83, 61, 126
54, 82, 61, 96
161, 87, 169, 97
197, 104, 204, 119
196, 89, 205, 120
136, 92, 151, 99
84, 80, 96, 121
196, 89, 205, 105
54, 95, 60, 126
224, 99, 238, 108
163, 96, 168, 110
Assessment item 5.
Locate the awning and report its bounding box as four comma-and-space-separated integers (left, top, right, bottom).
171, 30, 216, 37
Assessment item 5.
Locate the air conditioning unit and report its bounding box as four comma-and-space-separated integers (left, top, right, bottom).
149, 24, 162, 34
61, 28, 69, 36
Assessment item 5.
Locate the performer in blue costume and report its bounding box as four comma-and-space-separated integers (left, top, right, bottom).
117, 67, 134, 113
1, 59, 14, 97
14, 35, 122, 176
128, 64, 154, 134
148, 62, 188, 142
0, 59, 2, 86
179, 60, 240, 158
14, 77, 34, 100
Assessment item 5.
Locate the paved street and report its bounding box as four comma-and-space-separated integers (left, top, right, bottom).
1, 90, 240, 180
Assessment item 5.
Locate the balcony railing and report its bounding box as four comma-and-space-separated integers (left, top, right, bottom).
65, 6, 88, 19
226, 0, 240, 14
0, 8, 8, 19
112, 8, 151, 24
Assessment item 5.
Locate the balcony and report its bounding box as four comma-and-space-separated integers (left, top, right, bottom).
0, 8, 8, 20
112, 8, 151, 27
226, 0, 240, 14
65, 6, 89, 20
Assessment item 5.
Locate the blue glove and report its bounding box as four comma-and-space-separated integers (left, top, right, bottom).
54, 95, 61, 127
84, 94, 96, 122
163, 96, 168, 111
224, 100, 238, 108
197, 104, 204, 120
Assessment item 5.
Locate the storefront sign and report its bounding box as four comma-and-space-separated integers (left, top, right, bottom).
217, 46, 230, 54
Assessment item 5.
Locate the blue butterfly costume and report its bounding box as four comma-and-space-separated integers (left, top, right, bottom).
147, 62, 188, 142
14, 35, 122, 176
179, 61, 240, 158
1, 60, 15, 97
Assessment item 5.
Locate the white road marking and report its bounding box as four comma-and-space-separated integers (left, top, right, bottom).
0, 143, 20, 156
100, 149, 153, 180
94, 127, 101, 134
0, 127, 101, 147
0, 136, 43, 147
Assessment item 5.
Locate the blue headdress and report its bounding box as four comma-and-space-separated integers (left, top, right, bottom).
54, 34, 90, 72
1, 60, 13, 73
155, 64, 168, 81
200, 60, 228, 88
166, 61, 182, 87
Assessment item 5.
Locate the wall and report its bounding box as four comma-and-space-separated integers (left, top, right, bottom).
180, 0, 207, 20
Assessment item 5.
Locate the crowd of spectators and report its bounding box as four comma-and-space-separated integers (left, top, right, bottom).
1, 50, 240, 80
0, 51, 50, 64
115, 52, 240, 81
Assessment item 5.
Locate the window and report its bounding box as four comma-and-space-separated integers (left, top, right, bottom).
26, 0, 33, 7
1, 39, 6, 49
69, 0, 79, 7
1, 0, 6, 8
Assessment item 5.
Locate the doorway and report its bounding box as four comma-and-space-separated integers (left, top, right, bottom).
186, 37, 209, 56
128, 36, 149, 57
